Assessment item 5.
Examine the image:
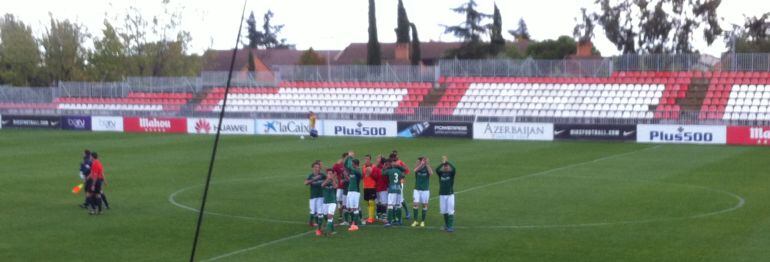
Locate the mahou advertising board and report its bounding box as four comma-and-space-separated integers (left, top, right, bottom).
727, 126, 770, 146
124, 117, 186, 133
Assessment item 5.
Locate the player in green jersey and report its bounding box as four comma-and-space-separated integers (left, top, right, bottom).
383, 160, 406, 227
304, 161, 326, 229
345, 157, 363, 231
411, 157, 433, 227
436, 156, 456, 232
321, 168, 339, 236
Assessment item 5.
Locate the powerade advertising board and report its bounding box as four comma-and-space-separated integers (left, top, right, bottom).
397, 122, 472, 138
637, 125, 726, 144
553, 124, 636, 141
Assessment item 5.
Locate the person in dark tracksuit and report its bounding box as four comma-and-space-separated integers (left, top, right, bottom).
79, 150, 92, 209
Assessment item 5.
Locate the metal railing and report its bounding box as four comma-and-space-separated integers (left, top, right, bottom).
273, 65, 438, 83
719, 53, 770, 72
0, 86, 54, 103
439, 59, 613, 77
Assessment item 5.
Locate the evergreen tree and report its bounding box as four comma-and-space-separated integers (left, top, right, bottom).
489, 4, 505, 55
367, 0, 382, 65
395, 0, 410, 44
509, 18, 530, 41
245, 12, 261, 49
443, 0, 491, 43
409, 23, 422, 65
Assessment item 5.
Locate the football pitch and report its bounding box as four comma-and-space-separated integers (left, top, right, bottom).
1, 130, 769, 261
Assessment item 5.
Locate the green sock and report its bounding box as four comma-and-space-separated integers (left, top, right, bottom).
309, 214, 315, 224
413, 208, 418, 220
355, 211, 362, 225
402, 202, 410, 216
326, 220, 334, 232
387, 209, 393, 223
317, 217, 323, 230
443, 214, 449, 227
344, 211, 350, 223
448, 215, 454, 228
422, 208, 427, 222
395, 208, 401, 222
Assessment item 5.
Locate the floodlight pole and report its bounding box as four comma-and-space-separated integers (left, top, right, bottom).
189, 0, 248, 261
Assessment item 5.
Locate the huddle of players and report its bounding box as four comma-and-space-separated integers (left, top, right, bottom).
79, 150, 109, 215
305, 150, 456, 236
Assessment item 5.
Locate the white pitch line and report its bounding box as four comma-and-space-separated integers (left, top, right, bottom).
431, 145, 662, 201
202, 231, 313, 262
167, 176, 306, 225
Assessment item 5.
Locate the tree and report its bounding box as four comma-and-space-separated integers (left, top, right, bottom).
489, 4, 505, 55
298, 48, 326, 65
119, 2, 200, 77
260, 10, 291, 49
89, 20, 127, 81
0, 14, 44, 86
244, 10, 292, 50
573, 8, 595, 44
589, 0, 722, 54
509, 18, 530, 41
409, 23, 422, 65
395, 0, 410, 44
729, 13, 770, 53
245, 12, 261, 49
41, 16, 89, 84
367, 0, 381, 65
526, 36, 577, 59
443, 0, 491, 43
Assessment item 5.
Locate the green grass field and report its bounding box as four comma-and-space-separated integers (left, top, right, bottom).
1, 129, 769, 261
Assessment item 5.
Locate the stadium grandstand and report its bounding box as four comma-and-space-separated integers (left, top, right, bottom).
1, 54, 769, 124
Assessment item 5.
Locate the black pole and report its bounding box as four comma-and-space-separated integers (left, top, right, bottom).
189, 1, 248, 261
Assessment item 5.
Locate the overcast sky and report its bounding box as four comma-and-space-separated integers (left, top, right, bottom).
4, 0, 770, 57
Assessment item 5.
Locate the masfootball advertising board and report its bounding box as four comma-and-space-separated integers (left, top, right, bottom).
554, 124, 636, 141
187, 118, 255, 135
727, 126, 770, 146
61, 116, 91, 131
256, 119, 321, 136
124, 117, 186, 133
397, 121, 473, 138
92, 116, 124, 132
323, 120, 397, 137
637, 124, 726, 144
473, 122, 554, 141
0, 115, 60, 129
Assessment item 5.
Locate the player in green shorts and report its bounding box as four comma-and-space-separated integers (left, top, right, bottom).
304, 161, 326, 230
383, 160, 406, 227
320, 168, 339, 236
436, 156, 456, 232
345, 157, 363, 231
411, 157, 433, 227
